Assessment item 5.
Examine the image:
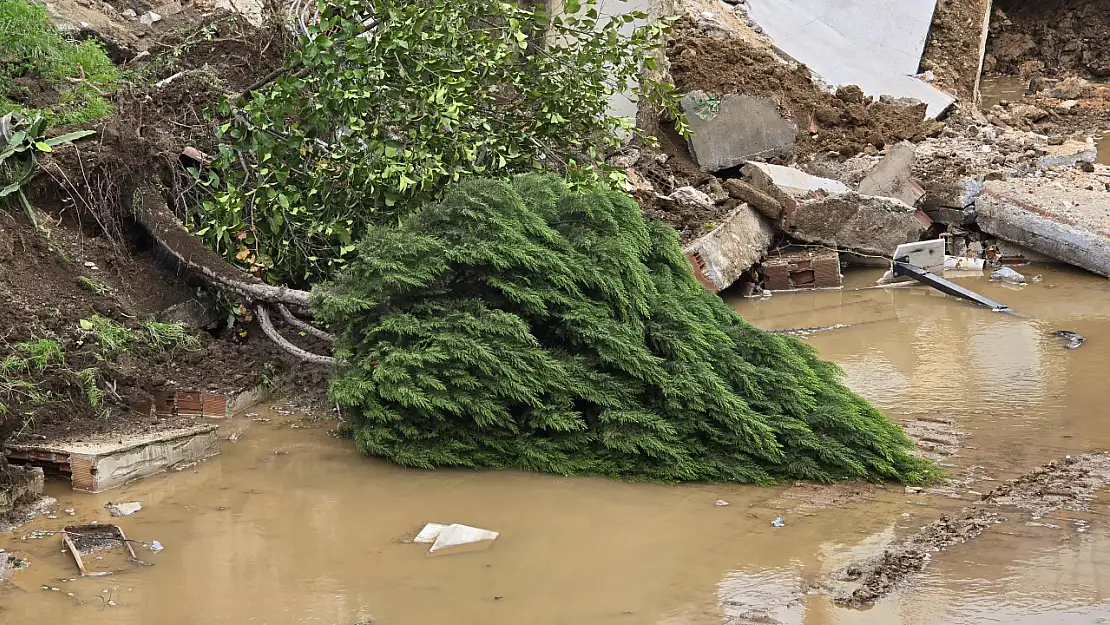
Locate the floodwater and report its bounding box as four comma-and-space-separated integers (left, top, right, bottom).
5, 267, 1110, 624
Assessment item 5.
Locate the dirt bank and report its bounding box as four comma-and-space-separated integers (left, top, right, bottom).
986, 0, 1110, 80
0, 12, 326, 449
828, 452, 1110, 607
666, 20, 943, 162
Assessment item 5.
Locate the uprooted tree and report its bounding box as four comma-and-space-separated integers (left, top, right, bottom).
310, 174, 935, 484
31, 0, 934, 483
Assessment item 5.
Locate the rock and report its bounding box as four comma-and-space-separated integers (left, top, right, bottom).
680, 91, 796, 171
158, 293, 220, 331
905, 486, 923, 495
703, 177, 729, 204
139, 11, 161, 25
787, 193, 928, 258
857, 142, 925, 209
153, 0, 182, 14
1009, 104, 1048, 124
741, 161, 850, 221
669, 186, 713, 210
683, 204, 775, 293
608, 148, 640, 170
715, 499, 730, 507
121, 8, 137, 18
1057, 100, 1079, 113
723, 178, 784, 221
105, 501, 142, 517
1050, 76, 1092, 99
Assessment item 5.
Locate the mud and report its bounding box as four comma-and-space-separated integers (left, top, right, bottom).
830, 452, 1110, 608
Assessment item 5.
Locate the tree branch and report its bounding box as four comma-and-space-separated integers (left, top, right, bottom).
277, 304, 336, 343
133, 186, 312, 308
255, 305, 338, 365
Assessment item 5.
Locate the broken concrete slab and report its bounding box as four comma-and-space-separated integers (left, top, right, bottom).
977, 172, 1110, 277
723, 178, 783, 221
742, 161, 851, 221
745, 0, 956, 118
681, 91, 796, 171
684, 204, 775, 293
786, 193, 928, 258
6, 425, 220, 493
106, 501, 142, 517
774, 0, 938, 76
858, 142, 925, 208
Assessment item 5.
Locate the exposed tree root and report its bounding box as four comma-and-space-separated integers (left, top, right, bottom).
255, 304, 338, 365
278, 303, 336, 343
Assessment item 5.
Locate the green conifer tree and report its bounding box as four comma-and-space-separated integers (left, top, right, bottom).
312, 174, 935, 484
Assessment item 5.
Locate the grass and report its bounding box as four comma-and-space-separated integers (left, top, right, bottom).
143, 320, 203, 351
0, 0, 119, 125
80, 314, 132, 352
76, 276, 110, 296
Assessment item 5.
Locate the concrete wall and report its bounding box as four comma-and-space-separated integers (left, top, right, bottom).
70, 427, 221, 493
787, 0, 938, 76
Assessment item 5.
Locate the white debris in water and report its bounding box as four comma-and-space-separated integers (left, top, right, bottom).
106, 502, 142, 517
413, 523, 499, 553
715, 500, 730, 507
149, 541, 164, 552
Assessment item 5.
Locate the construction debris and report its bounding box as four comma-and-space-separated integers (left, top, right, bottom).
680, 91, 796, 171
763, 248, 842, 291
857, 142, 925, 208
787, 193, 928, 258
61, 524, 147, 577
684, 204, 775, 293
892, 261, 1012, 312
1053, 331, 1087, 350
105, 501, 142, 517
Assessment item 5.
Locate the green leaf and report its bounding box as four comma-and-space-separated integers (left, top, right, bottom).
34, 142, 52, 152
44, 129, 96, 147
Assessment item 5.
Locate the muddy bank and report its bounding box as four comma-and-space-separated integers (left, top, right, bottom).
0, 12, 328, 449
829, 452, 1110, 608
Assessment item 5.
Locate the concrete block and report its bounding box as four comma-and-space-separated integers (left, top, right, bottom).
977, 182, 1110, 277
0, 466, 44, 512
723, 178, 783, 221
858, 142, 925, 208
742, 161, 850, 220
786, 193, 927, 257
684, 204, 775, 292
681, 91, 796, 171
746, 0, 956, 118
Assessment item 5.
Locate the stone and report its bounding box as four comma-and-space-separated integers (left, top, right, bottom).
1009, 104, 1048, 124
106, 501, 142, 517
857, 141, 925, 208
723, 178, 784, 221
0, 467, 44, 513
787, 193, 927, 258
669, 186, 713, 209
741, 161, 851, 221
684, 204, 775, 293
153, 0, 182, 15
680, 91, 796, 171
121, 8, 137, 18
159, 294, 221, 331
139, 11, 162, 25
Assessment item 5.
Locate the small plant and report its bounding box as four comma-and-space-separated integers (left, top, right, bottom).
77, 276, 110, 296
16, 338, 62, 373
79, 314, 132, 353
142, 320, 202, 352
76, 367, 103, 410
1, 112, 95, 229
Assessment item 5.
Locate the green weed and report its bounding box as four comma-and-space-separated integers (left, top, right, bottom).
16, 338, 62, 373
79, 315, 132, 352
143, 320, 202, 351
76, 276, 110, 296
76, 367, 102, 409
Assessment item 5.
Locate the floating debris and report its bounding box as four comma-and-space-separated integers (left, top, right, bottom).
1053, 330, 1086, 349
771, 516, 785, 528
105, 502, 142, 517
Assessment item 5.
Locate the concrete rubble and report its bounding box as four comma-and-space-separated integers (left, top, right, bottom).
786, 193, 928, 258
684, 204, 775, 293
680, 91, 796, 171
857, 142, 925, 209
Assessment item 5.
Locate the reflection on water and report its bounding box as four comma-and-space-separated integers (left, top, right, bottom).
4, 267, 1110, 624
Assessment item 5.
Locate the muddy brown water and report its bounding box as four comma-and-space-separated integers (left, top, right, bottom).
6, 267, 1110, 624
